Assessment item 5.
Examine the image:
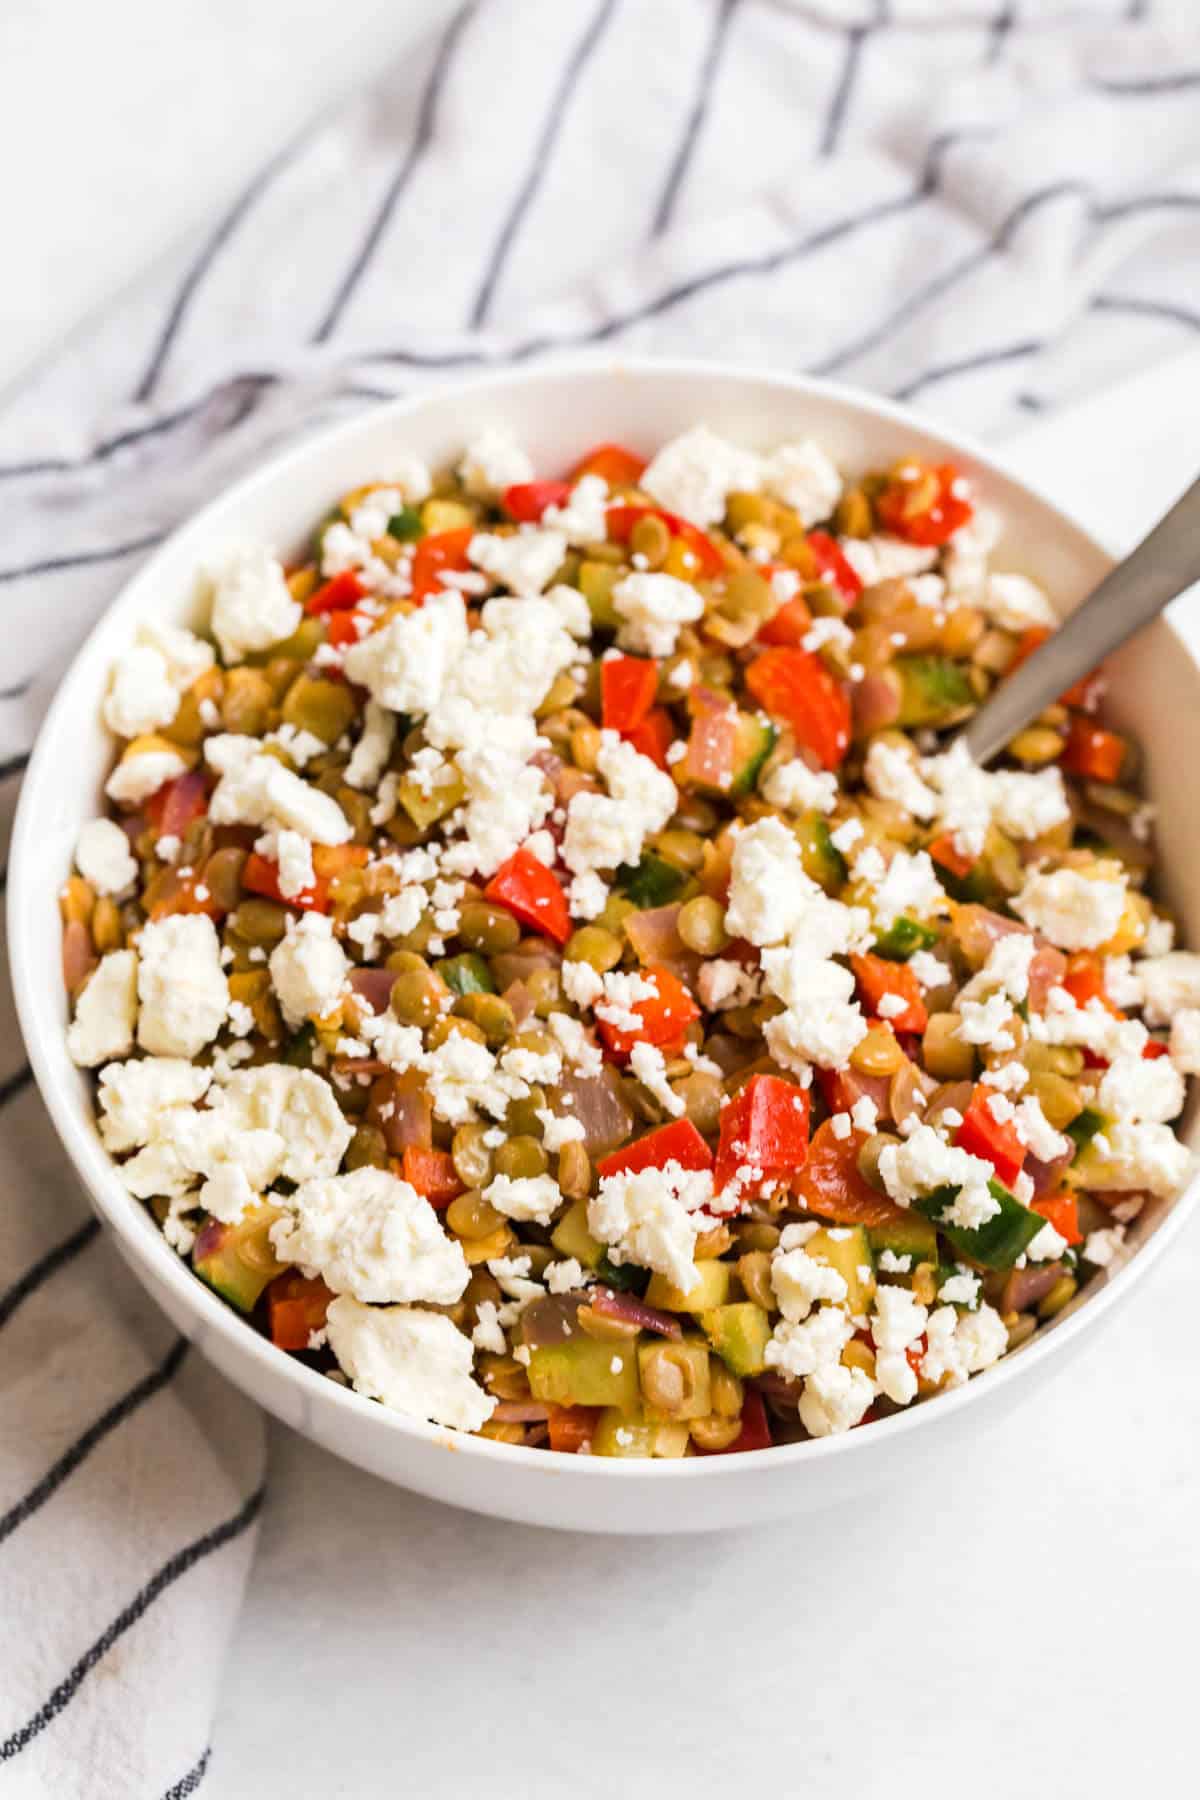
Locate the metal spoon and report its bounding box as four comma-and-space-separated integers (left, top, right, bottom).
961, 474, 1200, 767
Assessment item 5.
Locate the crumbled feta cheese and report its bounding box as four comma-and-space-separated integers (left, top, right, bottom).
272, 1166, 469, 1305
458, 429, 533, 499
103, 644, 182, 738
105, 747, 189, 807
67, 950, 138, 1067
344, 589, 468, 715
610, 569, 706, 658
216, 1064, 353, 1183
75, 818, 138, 896
139, 620, 215, 694
984, 572, 1057, 632
1080, 1118, 1191, 1197
563, 732, 677, 880
588, 1161, 715, 1292
1083, 1225, 1126, 1267
697, 957, 759, 1012
941, 507, 1000, 601
344, 699, 397, 791
136, 914, 228, 1057
772, 1245, 848, 1321
878, 1125, 998, 1229
483, 1172, 562, 1227
871, 1284, 929, 1405
1012, 866, 1127, 952
937, 1268, 981, 1307
863, 849, 946, 931
543, 475, 609, 546
920, 739, 1070, 859
761, 439, 842, 526
762, 758, 838, 815
1139, 952, 1200, 1026
798, 1363, 875, 1437
269, 912, 350, 1029
628, 1040, 685, 1118
208, 546, 301, 663
1026, 1221, 1068, 1263
206, 734, 352, 845
567, 871, 610, 921
254, 827, 314, 903
1168, 1007, 1200, 1075
919, 1301, 1008, 1386
863, 740, 937, 820
471, 1300, 507, 1355
765, 1304, 853, 1382
561, 959, 604, 1009
960, 931, 1037, 1009
96, 1056, 210, 1153
469, 528, 567, 598
840, 535, 938, 586
537, 1109, 587, 1151
640, 425, 761, 527
763, 955, 867, 1073
325, 1297, 493, 1432
1096, 1053, 1185, 1124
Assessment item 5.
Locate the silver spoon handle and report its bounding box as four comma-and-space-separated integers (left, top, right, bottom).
962, 474, 1200, 767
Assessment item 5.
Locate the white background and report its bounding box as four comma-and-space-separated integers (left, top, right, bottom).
6, 3, 1199, 1794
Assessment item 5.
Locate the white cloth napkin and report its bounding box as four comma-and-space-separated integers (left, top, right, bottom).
2, 1, 1198, 1791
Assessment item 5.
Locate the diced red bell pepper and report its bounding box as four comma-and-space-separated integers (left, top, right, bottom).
547, 1404, 603, 1453
596, 1116, 713, 1181
714, 1074, 811, 1202
268, 1272, 333, 1351
807, 529, 863, 601
877, 460, 973, 547
928, 832, 975, 882
695, 1387, 772, 1455
326, 608, 370, 649
145, 769, 208, 840
745, 647, 850, 770
796, 1119, 912, 1229
569, 443, 647, 487
1061, 952, 1123, 1018
850, 953, 928, 1035
595, 963, 701, 1061
757, 593, 814, 647
503, 480, 572, 523
1032, 1190, 1082, 1248
1143, 1039, 1170, 1060
955, 1084, 1026, 1188
605, 505, 725, 579
410, 526, 474, 603
1060, 717, 1125, 785
305, 569, 367, 615
624, 706, 675, 771
401, 1146, 464, 1209
242, 843, 368, 914
484, 848, 571, 945
601, 655, 659, 732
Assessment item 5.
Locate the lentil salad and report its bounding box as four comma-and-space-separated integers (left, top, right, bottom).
62, 422, 1198, 1454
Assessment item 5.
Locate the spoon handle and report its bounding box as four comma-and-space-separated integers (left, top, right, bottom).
962, 473, 1200, 767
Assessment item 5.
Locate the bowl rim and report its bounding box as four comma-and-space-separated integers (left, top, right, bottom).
11, 352, 1199, 1484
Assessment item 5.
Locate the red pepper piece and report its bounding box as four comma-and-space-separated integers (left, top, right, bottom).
242, 843, 368, 914
410, 526, 475, 603
569, 443, 647, 487
624, 706, 675, 771
745, 646, 850, 770
714, 1074, 811, 1202
401, 1146, 464, 1209
955, 1084, 1027, 1188
757, 593, 814, 646
305, 569, 367, 615
596, 1116, 714, 1181
796, 1119, 912, 1229
850, 953, 928, 1035
268, 1273, 333, 1351
1032, 1190, 1082, 1247
595, 963, 700, 1060
928, 832, 975, 882
326, 609, 369, 649
484, 847, 571, 945
1060, 717, 1125, 784
547, 1405, 602, 1453
601, 655, 659, 732
145, 769, 208, 840
877, 460, 973, 547
503, 480, 572, 523
807, 529, 863, 600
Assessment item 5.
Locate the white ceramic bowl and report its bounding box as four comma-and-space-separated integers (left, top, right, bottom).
11, 358, 1199, 1534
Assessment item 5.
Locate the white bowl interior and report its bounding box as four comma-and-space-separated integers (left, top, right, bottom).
11, 359, 1200, 1532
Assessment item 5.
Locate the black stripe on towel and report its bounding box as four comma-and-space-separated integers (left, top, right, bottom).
0, 531, 164, 587
651, 0, 741, 236
0, 1338, 190, 1548
0, 1219, 101, 1334
162, 1747, 211, 1799
0, 1484, 265, 1761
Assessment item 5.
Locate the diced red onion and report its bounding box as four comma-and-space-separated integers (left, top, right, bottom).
589, 1287, 682, 1339
490, 1401, 552, 1422
347, 967, 396, 1014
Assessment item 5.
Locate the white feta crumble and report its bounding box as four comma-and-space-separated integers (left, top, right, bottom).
468, 528, 567, 597
840, 535, 938, 586
102, 644, 182, 738
587, 1161, 715, 1292
271, 1166, 469, 1305
1080, 1119, 1191, 1197
205, 734, 352, 845
920, 739, 1070, 859
764, 1304, 853, 1382
628, 1041, 685, 1118
919, 1302, 1008, 1387
771, 1245, 848, 1321
1096, 1053, 1185, 1125
1168, 1008, 1200, 1075
253, 827, 314, 903
761, 758, 838, 815
863, 740, 937, 820
325, 1297, 493, 1432
545, 1257, 586, 1295
762, 952, 867, 1072
483, 1172, 562, 1227
105, 747, 189, 807
798, 1363, 876, 1438
761, 439, 843, 526
611, 570, 705, 657
983, 572, 1057, 632
1012, 866, 1127, 952
878, 1125, 998, 1229
543, 475, 609, 546
697, 957, 759, 1013
871, 1284, 929, 1406
1082, 1225, 1126, 1268
75, 818, 138, 897
67, 950, 139, 1068
343, 589, 468, 715
1139, 952, 1200, 1026
1025, 1221, 1068, 1263
268, 912, 350, 1029
563, 732, 677, 880
216, 1064, 352, 1183
96, 1057, 210, 1152
136, 914, 228, 1057
537, 1109, 586, 1151
458, 428, 534, 499
640, 425, 761, 528
561, 959, 604, 1009
344, 699, 397, 791
208, 545, 301, 662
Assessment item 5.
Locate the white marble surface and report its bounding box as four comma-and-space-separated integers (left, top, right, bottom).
8, 4, 1199, 1788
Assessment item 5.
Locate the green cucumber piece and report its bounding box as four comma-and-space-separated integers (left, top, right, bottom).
526, 1336, 641, 1410
701, 1302, 771, 1376
550, 1198, 604, 1271
797, 813, 847, 895
867, 1213, 939, 1267
386, 507, 424, 542
193, 1204, 287, 1312
729, 714, 777, 798
874, 915, 939, 960
896, 655, 974, 728
435, 952, 495, 997
1067, 1106, 1106, 1156
618, 852, 688, 909
643, 1260, 731, 1313
914, 1177, 1043, 1270
806, 1225, 875, 1314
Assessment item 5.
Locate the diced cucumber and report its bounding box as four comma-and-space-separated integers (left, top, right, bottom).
701, 1302, 771, 1376
796, 813, 847, 895
643, 1260, 731, 1314
193, 1204, 287, 1312
638, 1339, 712, 1422
435, 952, 495, 997
579, 560, 621, 630
618, 853, 688, 909
595, 1254, 649, 1293
895, 655, 974, 728
728, 714, 777, 798
397, 766, 466, 830
1067, 1106, 1106, 1156
590, 1409, 690, 1458
914, 1178, 1043, 1270
526, 1336, 641, 1410
873, 915, 939, 960
420, 497, 476, 533
386, 507, 424, 542
867, 1213, 939, 1267
550, 1198, 604, 1271
806, 1225, 875, 1314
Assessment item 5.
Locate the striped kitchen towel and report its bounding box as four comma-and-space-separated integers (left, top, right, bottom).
1, 1, 1198, 1792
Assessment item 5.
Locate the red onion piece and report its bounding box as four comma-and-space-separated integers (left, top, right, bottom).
1028, 944, 1067, 1012
589, 1287, 682, 1339
490, 1401, 552, 1423
368, 1072, 432, 1154
501, 979, 536, 1029
1000, 1261, 1064, 1314
347, 967, 396, 1014
1024, 1146, 1074, 1198
551, 1064, 634, 1160
852, 669, 902, 735
492, 943, 561, 989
